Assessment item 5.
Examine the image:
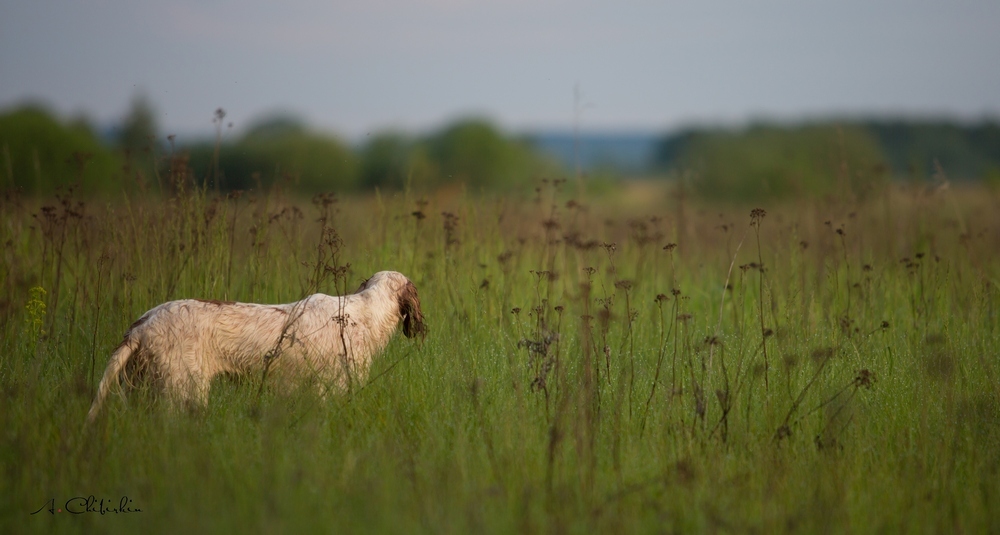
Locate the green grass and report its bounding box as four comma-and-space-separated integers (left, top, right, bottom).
1, 179, 999, 533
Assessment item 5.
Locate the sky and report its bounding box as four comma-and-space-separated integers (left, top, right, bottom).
2, 1, 999, 141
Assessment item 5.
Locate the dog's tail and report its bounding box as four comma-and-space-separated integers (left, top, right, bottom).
86, 335, 140, 424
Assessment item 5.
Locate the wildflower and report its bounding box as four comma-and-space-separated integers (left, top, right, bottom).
25, 286, 47, 342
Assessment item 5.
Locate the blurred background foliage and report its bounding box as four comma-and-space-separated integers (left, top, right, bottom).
185, 114, 360, 193
0, 105, 122, 195
1, 100, 998, 200
658, 124, 889, 201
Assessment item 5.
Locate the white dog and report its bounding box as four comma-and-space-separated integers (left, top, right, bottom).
86, 271, 425, 422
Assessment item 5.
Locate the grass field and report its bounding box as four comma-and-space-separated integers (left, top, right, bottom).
1, 177, 999, 533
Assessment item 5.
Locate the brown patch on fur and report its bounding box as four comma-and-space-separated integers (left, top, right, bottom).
195, 299, 236, 306
356, 277, 372, 292
398, 280, 426, 338
125, 314, 150, 334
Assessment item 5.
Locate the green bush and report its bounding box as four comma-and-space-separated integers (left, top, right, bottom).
670, 124, 888, 201
359, 132, 438, 190
185, 116, 360, 193
423, 118, 556, 190
357, 118, 559, 191
0, 106, 123, 194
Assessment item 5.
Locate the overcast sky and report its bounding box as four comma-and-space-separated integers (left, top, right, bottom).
2, 1, 998, 141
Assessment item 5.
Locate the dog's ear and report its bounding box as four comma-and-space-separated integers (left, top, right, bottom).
398, 280, 426, 339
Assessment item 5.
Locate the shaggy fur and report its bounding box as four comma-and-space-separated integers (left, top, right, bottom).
86, 271, 425, 422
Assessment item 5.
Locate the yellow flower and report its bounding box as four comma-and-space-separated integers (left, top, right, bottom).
25, 286, 47, 339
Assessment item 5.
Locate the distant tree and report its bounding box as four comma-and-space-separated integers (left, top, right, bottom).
182, 115, 556, 193
0, 105, 122, 194
116, 94, 162, 187
185, 115, 359, 192
118, 95, 159, 155
423, 118, 554, 189
242, 114, 308, 141
661, 124, 887, 201
658, 120, 1000, 192
360, 132, 412, 189
865, 120, 1000, 180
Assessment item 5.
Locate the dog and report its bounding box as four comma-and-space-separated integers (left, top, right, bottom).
86, 271, 425, 422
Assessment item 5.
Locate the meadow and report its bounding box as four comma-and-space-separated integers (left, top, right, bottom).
1, 174, 998, 533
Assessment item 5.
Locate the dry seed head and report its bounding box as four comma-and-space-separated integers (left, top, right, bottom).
811, 347, 835, 363
854, 369, 876, 389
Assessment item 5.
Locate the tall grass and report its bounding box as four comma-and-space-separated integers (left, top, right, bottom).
1, 176, 998, 533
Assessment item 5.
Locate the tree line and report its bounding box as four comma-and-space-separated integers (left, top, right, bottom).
1, 97, 997, 200
654, 120, 1000, 200
0, 99, 559, 196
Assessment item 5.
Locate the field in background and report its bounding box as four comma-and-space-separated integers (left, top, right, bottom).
1, 178, 999, 532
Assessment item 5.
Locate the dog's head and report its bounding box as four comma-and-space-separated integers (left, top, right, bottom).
397, 279, 426, 339
359, 271, 427, 339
